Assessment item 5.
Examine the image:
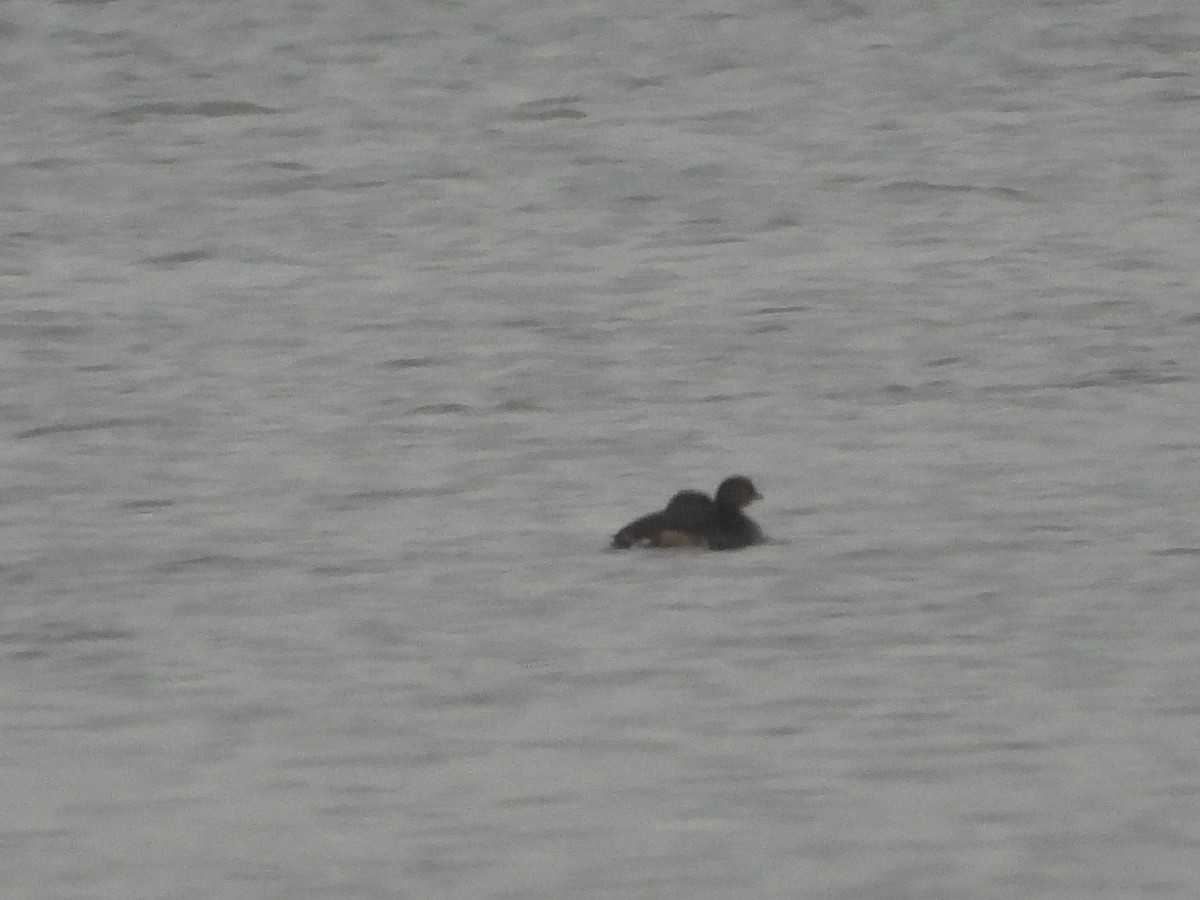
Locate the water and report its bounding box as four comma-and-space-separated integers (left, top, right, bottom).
4, 1, 1200, 897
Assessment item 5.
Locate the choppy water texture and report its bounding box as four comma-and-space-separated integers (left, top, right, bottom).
4, 1, 1200, 897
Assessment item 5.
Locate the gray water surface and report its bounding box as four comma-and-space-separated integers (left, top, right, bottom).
4, 2, 1200, 898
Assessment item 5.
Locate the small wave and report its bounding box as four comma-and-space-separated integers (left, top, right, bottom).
510, 96, 588, 121
379, 357, 442, 370
15, 417, 159, 439
154, 554, 280, 575
140, 248, 213, 266
409, 403, 472, 415
108, 100, 277, 123
880, 181, 1033, 201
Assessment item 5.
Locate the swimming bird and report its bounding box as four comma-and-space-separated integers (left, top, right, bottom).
611, 475, 765, 550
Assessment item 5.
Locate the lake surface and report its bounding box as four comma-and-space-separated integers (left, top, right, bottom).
4, 1, 1200, 897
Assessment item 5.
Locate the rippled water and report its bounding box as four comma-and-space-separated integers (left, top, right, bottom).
4, 1, 1200, 897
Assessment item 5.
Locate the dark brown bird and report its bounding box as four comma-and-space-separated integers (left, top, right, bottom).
611, 476, 765, 551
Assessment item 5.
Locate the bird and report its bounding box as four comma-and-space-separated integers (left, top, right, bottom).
611, 475, 765, 550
